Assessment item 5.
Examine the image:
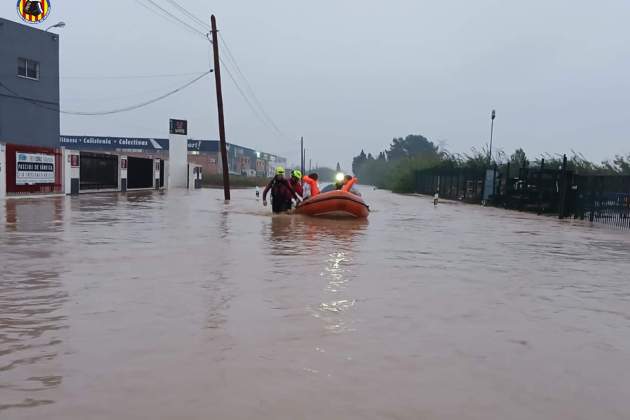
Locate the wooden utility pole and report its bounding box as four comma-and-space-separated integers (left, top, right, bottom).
300, 137, 304, 176
211, 15, 230, 200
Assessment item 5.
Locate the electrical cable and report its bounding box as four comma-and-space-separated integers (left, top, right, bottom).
134, 0, 208, 39
0, 71, 211, 116
217, 57, 271, 130
143, 0, 288, 141
61, 71, 210, 80
163, 0, 211, 31
218, 33, 285, 137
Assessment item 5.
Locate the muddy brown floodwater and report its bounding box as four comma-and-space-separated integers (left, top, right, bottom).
1, 188, 630, 420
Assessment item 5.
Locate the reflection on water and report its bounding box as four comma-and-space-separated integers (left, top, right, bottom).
4, 197, 65, 233
1, 188, 630, 420
315, 249, 358, 334
268, 214, 368, 254
268, 216, 367, 335
1, 199, 68, 413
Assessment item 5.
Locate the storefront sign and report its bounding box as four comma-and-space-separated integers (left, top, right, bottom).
169, 119, 188, 136
16, 152, 55, 185
60, 136, 166, 151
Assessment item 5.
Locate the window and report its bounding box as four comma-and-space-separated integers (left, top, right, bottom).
17, 58, 39, 80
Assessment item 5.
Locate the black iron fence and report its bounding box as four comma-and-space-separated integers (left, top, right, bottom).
415, 168, 485, 203
415, 158, 630, 230
573, 176, 630, 229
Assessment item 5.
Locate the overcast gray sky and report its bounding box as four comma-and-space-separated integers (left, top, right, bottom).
2, 0, 629, 170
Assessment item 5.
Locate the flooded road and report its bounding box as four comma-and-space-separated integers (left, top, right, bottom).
1, 188, 630, 420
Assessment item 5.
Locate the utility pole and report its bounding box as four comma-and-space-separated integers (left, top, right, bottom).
300, 137, 305, 175
211, 15, 230, 200
488, 109, 496, 167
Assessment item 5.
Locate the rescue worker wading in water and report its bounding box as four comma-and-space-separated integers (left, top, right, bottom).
289, 170, 304, 203
262, 167, 300, 213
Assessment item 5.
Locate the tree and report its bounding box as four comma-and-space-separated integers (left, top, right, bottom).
611, 154, 630, 174
462, 147, 489, 171
352, 150, 367, 175
386, 134, 439, 161
510, 148, 528, 169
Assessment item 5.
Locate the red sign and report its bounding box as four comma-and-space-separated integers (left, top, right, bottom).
70, 155, 80, 168
121, 159, 128, 169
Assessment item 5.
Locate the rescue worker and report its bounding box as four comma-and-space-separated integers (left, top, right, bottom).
342, 176, 358, 193
302, 173, 320, 198
262, 167, 299, 213
335, 174, 361, 196
336, 175, 354, 190
289, 170, 304, 200
334, 174, 347, 190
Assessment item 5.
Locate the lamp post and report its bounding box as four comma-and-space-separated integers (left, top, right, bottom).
488, 109, 496, 166
45, 21, 66, 32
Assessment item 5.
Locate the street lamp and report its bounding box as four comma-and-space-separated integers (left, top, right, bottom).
488, 109, 496, 166
45, 21, 66, 32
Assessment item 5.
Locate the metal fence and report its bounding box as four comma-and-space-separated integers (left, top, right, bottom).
573, 176, 630, 229
415, 168, 485, 203
495, 165, 569, 215
415, 159, 630, 230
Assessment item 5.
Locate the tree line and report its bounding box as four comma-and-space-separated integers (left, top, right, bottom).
352, 134, 630, 193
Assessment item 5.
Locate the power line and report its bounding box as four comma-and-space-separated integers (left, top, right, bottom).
120, 0, 290, 142
134, 0, 208, 39
61, 71, 210, 80
217, 57, 271, 132
163, 0, 211, 31
0, 71, 211, 116
219, 33, 285, 137
137, 0, 289, 141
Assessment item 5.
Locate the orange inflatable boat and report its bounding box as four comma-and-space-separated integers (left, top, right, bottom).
295, 191, 370, 218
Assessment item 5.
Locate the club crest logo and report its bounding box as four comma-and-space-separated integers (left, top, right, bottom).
17, 0, 52, 24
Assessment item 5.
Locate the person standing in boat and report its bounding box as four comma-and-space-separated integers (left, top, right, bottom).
262, 167, 299, 214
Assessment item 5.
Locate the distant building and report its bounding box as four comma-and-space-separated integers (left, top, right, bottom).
187, 140, 286, 178
59, 136, 286, 179
0, 18, 60, 148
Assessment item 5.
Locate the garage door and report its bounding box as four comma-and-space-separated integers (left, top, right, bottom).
127, 157, 154, 189
80, 152, 118, 190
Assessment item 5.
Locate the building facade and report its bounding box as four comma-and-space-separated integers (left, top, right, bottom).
59, 136, 286, 187
187, 139, 286, 178
0, 18, 60, 148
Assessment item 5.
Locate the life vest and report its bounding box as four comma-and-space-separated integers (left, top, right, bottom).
302, 176, 320, 196
342, 177, 358, 193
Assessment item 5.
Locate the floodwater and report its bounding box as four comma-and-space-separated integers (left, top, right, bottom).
1, 188, 630, 420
